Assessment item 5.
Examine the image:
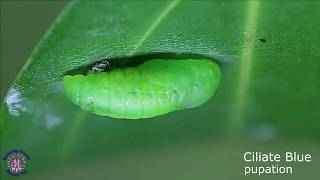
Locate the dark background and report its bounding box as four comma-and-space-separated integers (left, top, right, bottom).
1, 0, 67, 99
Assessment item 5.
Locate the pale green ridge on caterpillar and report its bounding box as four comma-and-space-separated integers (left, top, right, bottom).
63, 59, 221, 119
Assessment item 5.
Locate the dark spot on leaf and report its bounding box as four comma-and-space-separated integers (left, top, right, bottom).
258, 38, 267, 43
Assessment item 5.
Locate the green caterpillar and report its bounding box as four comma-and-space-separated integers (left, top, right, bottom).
63, 59, 221, 119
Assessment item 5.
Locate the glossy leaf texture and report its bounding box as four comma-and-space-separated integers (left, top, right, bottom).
1, 1, 320, 179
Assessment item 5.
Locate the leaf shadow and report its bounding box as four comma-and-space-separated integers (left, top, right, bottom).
65, 52, 227, 76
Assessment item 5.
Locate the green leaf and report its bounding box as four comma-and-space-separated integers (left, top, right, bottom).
1, 1, 320, 179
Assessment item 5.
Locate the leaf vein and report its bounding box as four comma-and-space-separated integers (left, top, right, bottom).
129, 0, 181, 55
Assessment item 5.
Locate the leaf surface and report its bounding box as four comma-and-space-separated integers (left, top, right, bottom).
1, 1, 320, 179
